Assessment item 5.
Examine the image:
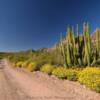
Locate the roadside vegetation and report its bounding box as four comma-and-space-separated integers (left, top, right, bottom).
0, 23, 100, 93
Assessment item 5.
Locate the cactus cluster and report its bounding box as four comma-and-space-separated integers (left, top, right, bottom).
59, 23, 100, 67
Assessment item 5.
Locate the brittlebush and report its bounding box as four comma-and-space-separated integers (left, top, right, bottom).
40, 64, 55, 75
27, 62, 38, 72
78, 67, 100, 92
52, 67, 67, 79
16, 61, 23, 68
22, 61, 30, 68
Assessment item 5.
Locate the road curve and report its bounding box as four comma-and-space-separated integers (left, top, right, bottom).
0, 59, 100, 100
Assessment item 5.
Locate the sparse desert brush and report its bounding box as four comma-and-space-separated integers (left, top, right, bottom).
40, 64, 55, 75
27, 62, 39, 72
52, 67, 67, 79
16, 61, 23, 68
78, 67, 100, 92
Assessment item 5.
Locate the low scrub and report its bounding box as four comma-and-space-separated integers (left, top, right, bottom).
27, 62, 39, 72
78, 67, 100, 92
22, 61, 30, 68
52, 67, 67, 79
16, 61, 23, 68
66, 69, 78, 81
52, 67, 78, 80
40, 64, 55, 75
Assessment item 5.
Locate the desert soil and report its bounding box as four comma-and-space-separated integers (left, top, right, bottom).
0, 59, 100, 100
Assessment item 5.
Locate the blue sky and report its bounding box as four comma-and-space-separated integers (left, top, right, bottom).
0, 0, 100, 51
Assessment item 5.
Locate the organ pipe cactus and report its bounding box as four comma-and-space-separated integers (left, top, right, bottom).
59, 34, 67, 67
71, 26, 77, 65
84, 23, 91, 66
59, 22, 100, 67
96, 29, 99, 58
87, 23, 91, 55
66, 26, 72, 67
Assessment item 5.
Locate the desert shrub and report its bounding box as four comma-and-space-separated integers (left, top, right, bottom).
52, 67, 79, 80
22, 61, 30, 68
66, 69, 78, 81
78, 67, 100, 92
10, 55, 28, 62
27, 62, 39, 72
32, 51, 64, 66
52, 67, 67, 79
16, 61, 23, 68
40, 64, 55, 75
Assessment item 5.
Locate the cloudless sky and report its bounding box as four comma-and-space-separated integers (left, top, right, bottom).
0, 0, 100, 51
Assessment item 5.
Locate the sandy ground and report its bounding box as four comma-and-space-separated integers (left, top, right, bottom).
0, 59, 100, 100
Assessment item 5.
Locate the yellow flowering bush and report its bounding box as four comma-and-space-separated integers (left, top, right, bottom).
16, 61, 23, 68
27, 62, 38, 72
52, 67, 67, 79
52, 67, 79, 80
66, 69, 78, 81
40, 64, 55, 75
78, 67, 100, 92
22, 61, 30, 68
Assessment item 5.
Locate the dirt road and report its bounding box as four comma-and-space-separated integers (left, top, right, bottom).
0, 59, 100, 100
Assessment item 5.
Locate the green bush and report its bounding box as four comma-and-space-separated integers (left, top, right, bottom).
22, 61, 30, 68
78, 67, 100, 92
40, 64, 55, 75
52, 67, 78, 80
66, 70, 78, 81
27, 62, 39, 72
16, 61, 23, 68
52, 67, 67, 79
